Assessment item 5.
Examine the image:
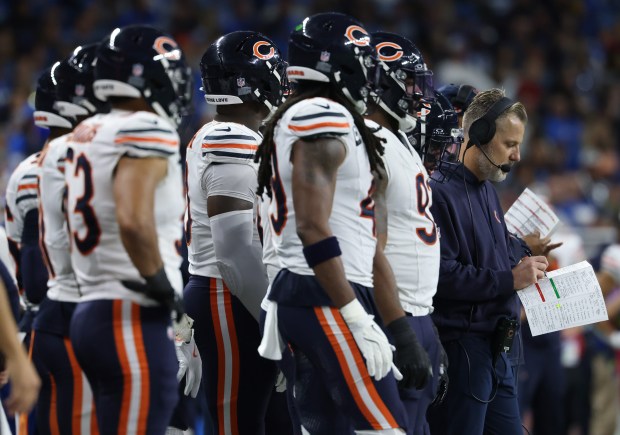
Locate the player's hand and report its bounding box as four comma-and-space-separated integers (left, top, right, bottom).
513, 255, 548, 289
4, 354, 40, 415
340, 299, 393, 381
522, 231, 562, 257
386, 316, 432, 390
175, 329, 202, 398
122, 268, 184, 320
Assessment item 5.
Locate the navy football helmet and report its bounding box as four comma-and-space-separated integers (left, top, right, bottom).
287, 12, 378, 114
200, 31, 287, 111
372, 32, 434, 113
93, 25, 193, 127
54, 44, 109, 119
437, 83, 478, 115
34, 63, 74, 129
412, 90, 463, 180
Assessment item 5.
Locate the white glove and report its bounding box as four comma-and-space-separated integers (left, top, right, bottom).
174, 315, 202, 398
340, 299, 393, 381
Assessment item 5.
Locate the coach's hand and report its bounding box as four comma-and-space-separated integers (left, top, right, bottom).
386, 316, 432, 390
513, 255, 548, 289
340, 299, 393, 381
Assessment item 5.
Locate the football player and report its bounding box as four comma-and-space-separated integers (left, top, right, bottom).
367, 32, 457, 435
5, 63, 74, 434
255, 12, 416, 434
33, 45, 108, 435
64, 25, 195, 434
183, 30, 288, 435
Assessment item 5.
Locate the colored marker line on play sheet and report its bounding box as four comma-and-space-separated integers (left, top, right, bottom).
534, 283, 545, 302
549, 278, 560, 299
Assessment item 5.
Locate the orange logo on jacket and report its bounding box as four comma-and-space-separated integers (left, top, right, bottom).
344, 25, 370, 47
375, 42, 403, 62
253, 41, 275, 60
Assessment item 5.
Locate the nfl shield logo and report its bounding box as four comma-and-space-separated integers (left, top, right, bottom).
320, 51, 331, 62
237, 77, 246, 87
75, 84, 85, 96
132, 63, 144, 76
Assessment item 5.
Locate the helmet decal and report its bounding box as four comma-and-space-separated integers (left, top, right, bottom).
375, 42, 403, 62
152, 36, 181, 61
344, 25, 370, 47
252, 41, 275, 60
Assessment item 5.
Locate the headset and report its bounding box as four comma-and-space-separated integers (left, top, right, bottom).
465, 96, 515, 173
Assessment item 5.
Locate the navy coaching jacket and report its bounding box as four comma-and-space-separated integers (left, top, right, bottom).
429, 164, 527, 342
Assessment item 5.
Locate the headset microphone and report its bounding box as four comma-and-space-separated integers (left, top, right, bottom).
476, 142, 511, 173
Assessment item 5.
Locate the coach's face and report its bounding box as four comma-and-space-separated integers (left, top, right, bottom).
478, 113, 525, 182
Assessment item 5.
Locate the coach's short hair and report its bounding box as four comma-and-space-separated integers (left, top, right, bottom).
462, 88, 528, 136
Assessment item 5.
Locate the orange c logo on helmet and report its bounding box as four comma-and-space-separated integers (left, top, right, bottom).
153, 36, 181, 61
345, 25, 370, 47
376, 42, 403, 62
253, 41, 275, 60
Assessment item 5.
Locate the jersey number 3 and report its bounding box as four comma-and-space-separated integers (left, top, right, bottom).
67, 148, 101, 255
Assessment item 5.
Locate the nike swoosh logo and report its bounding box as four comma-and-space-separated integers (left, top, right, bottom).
313, 102, 330, 109
192, 346, 198, 358
215, 126, 232, 132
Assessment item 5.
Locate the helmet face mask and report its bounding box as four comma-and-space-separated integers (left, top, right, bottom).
93, 25, 193, 127
413, 91, 463, 181
200, 31, 288, 112
287, 13, 377, 114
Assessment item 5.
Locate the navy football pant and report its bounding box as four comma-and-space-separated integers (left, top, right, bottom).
427, 335, 521, 435
277, 304, 409, 434
31, 330, 97, 434
184, 275, 278, 435
396, 315, 441, 435
70, 300, 178, 435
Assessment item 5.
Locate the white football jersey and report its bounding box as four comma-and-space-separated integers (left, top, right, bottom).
5, 153, 41, 245
270, 97, 375, 287
185, 121, 261, 278
258, 193, 280, 284
64, 110, 184, 305
39, 134, 80, 302
367, 120, 440, 314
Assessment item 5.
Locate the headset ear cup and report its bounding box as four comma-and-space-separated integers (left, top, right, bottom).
469, 118, 494, 146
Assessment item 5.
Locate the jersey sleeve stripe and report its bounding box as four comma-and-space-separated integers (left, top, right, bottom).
117, 128, 175, 135
291, 111, 348, 121
202, 150, 255, 159
288, 121, 351, 132
17, 183, 38, 191
21, 174, 38, 179
114, 136, 179, 147
202, 134, 257, 141
201, 143, 258, 151
124, 144, 175, 156
16, 194, 38, 204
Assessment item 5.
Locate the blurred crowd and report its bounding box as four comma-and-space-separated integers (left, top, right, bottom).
1, 0, 620, 434
1, 0, 620, 240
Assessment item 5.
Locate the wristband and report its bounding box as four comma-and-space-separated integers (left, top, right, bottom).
303, 236, 342, 268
